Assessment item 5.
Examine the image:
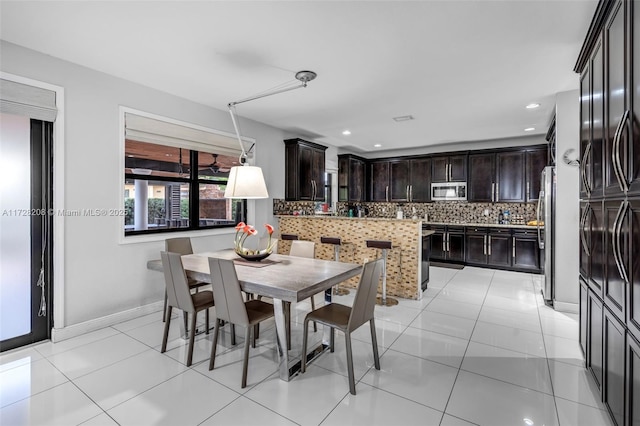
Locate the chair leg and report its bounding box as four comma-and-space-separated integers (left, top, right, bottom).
310, 297, 317, 332
161, 306, 172, 353
209, 318, 221, 370
285, 302, 291, 351
252, 324, 258, 348
205, 308, 210, 335
231, 324, 236, 346
370, 319, 381, 370
241, 326, 251, 388
183, 311, 189, 336
187, 311, 197, 366
330, 327, 335, 353
301, 317, 310, 374
345, 332, 356, 395
162, 290, 168, 322
255, 323, 260, 340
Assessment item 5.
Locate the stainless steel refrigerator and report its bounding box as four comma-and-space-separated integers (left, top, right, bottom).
537, 166, 555, 304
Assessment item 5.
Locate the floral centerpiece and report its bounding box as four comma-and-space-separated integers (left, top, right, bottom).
234, 222, 275, 261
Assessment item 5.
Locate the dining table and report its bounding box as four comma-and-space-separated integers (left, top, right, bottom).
147, 249, 362, 381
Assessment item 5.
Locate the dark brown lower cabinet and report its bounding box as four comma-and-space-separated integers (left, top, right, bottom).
447, 228, 465, 263
465, 228, 487, 265
487, 230, 511, 268
627, 198, 640, 343
604, 307, 625, 426
580, 278, 589, 355
512, 229, 540, 271
589, 291, 604, 392
627, 333, 640, 426
604, 199, 629, 324
429, 227, 446, 261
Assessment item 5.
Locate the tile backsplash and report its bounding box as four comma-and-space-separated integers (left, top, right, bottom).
273, 199, 537, 225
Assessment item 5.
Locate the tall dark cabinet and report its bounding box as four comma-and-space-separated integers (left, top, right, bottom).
284, 138, 327, 201
576, 1, 640, 424
338, 154, 365, 202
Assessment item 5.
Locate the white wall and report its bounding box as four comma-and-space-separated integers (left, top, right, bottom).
1, 41, 287, 331
554, 89, 580, 310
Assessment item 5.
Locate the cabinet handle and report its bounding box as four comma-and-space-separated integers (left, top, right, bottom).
448, 163, 452, 181
410, 185, 413, 202
312, 180, 317, 200
495, 182, 499, 202
406, 185, 410, 201
442, 233, 446, 252
491, 183, 495, 202
526, 182, 530, 200
488, 235, 492, 256
613, 201, 629, 283
445, 164, 450, 182
385, 185, 389, 202
581, 143, 591, 196
612, 110, 630, 193
483, 235, 487, 255
447, 233, 450, 252
512, 237, 516, 258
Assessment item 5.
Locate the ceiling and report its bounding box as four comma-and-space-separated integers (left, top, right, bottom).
0, 0, 597, 154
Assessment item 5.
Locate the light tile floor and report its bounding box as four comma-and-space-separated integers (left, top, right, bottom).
0, 267, 614, 426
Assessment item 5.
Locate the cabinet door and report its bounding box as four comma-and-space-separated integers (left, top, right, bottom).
591, 36, 605, 198
628, 198, 640, 342
449, 154, 468, 182
297, 144, 314, 200
604, 199, 629, 323
591, 200, 606, 298
630, 0, 640, 195
526, 149, 547, 202
580, 279, 588, 356
580, 66, 592, 199
311, 149, 325, 201
604, 307, 625, 426
447, 229, 465, 262
468, 153, 495, 202
465, 231, 487, 265
350, 158, 365, 202
429, 228, 446, 261
627, 333, 640, 426
390, 160, 410, 201
604, 0, 629, 197
513, 232, 540, 271
580, 201, 592, 281
588, 291, 604, 392
370, 161, 389, 201
338, 156, 349, 202
487, 232, 511, 268
431, 156, 449, 182
410, 157, 431, 202
496, 151, 525, 202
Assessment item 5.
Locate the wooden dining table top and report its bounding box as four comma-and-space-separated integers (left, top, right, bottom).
147, 249, 363, 303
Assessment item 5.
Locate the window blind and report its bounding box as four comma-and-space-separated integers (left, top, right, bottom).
0, 79, 58, 122
125, 113, 243, 157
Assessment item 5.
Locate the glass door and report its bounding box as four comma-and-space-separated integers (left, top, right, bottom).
0, 114, 53, 352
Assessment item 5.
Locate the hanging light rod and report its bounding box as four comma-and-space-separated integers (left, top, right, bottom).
228, 70, 317, 107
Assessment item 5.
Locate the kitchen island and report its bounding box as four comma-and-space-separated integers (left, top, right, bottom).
277, 215, 431, 300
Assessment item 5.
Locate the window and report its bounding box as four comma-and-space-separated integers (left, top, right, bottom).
123, 111, 247, 235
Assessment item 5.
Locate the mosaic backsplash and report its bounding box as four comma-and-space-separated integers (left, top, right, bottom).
273, 199, 537, 225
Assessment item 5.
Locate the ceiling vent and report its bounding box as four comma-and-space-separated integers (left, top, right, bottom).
392, 115, 414, 122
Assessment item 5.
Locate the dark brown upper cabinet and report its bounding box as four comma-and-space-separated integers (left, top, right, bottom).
525, 148, 548, 202
338, 154, 365, 202
468, 153, 495, 202
369, 160, 391, 202
496, 151, 525, 202
409, 157, 432, 202
432, 154, 467, 183
284, 138, 327, 201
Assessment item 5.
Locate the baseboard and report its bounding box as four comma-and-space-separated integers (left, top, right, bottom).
51, 301, 164, 343
553, 300, 579, 314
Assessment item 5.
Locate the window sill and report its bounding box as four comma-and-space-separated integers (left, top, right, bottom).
118, 227, 235, 245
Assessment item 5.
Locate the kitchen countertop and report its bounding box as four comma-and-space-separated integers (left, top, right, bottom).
424, 221, 541, 230
276, 215, 540, 229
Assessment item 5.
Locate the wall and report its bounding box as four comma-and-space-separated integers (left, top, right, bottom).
0, 41, 288, 333
553, 89, 580, 311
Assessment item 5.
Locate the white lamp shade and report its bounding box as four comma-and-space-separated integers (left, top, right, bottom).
224, 165, 269, 199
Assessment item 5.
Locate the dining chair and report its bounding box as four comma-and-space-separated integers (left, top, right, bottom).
300, 258, 383, 395
160, 251, 215, 367
163, 237, 209, 323
289, 240, 318, 333
207, 257, 274, 388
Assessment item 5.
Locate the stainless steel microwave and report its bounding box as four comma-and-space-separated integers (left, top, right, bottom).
431, 182, 467, 201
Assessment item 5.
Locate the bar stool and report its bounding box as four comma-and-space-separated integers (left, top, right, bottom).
320, 236, 350, 296
365, 240, 399, 307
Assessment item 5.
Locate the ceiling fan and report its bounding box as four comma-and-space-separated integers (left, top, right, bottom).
203, 153, 230, 174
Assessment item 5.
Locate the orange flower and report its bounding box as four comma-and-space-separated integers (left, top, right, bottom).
265, 224, 274, 235
235, 222, 246, 231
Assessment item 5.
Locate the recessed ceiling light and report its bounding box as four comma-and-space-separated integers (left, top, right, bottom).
342, 130, 351, 135
524, 127, 535, 132
374, 144, 382, 148
392, 115, 414, 122
525, 103, 540, 109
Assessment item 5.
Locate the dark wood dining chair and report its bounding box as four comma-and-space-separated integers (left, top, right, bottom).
300, 258, 383, 395
160, 251, 215, 367
207, 257, 274, 388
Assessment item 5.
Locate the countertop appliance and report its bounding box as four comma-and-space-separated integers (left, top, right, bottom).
537, 166, 555, 304
431, 182, 467, 201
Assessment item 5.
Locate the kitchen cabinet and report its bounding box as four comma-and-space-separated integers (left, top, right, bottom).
284, 138, 327, 201
604, 306, 625, 426
369, 160, 390, 202
496, 151, 525, 202
421, 232, 431, 291
338, 154, 365, 202
588, 290, 604, 393
627, 198, 640, 342
512, 229, 540, 271
468, 153, 495, 202
409, 157, 431, 202
371, 156, 432, 202
580, 64, 593, 199
580, 278, 589, 355
604, 199, 630, 324
390, 160, 410, 201
579, 201, 592, 282
589, 200, 606, 299
631, 0, 640, 196
432, 153, 467, 183
428, 225, 464, 263
525, 148, 548, 202
627, 333, 640, 426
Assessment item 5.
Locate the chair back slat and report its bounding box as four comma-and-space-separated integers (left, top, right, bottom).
289, 240, 315, 258
165, 237, 194, 255
208, 257, 249, 326
348, 259, 383, 331
161, 251, 195, 312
